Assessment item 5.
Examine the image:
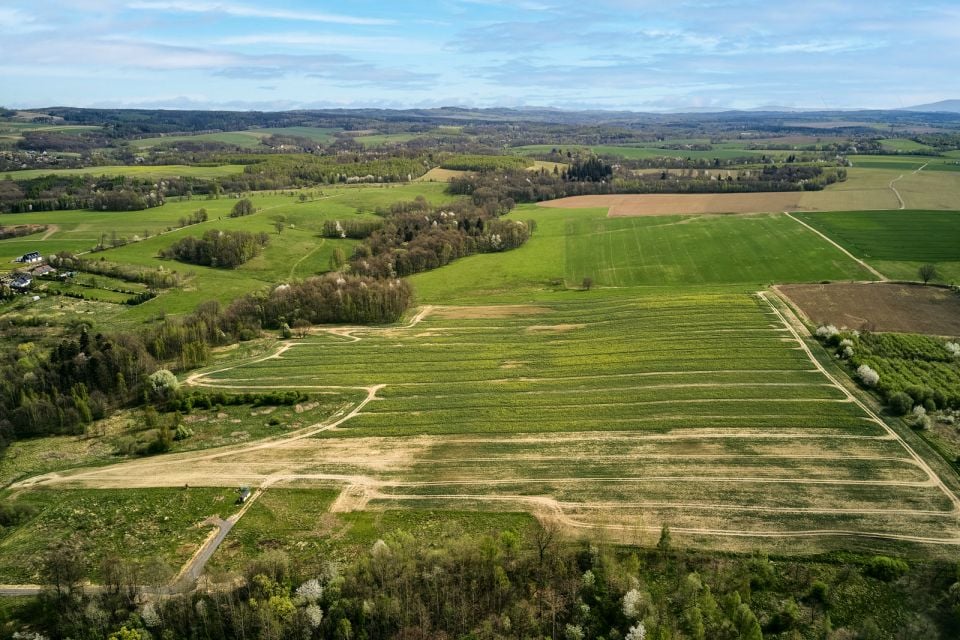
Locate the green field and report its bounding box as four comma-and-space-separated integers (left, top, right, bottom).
409, 205, 872, 302
795, 210, 960, 282
879, 139, 936, 153
1, 164, 245, 180
850, 155, 960, 172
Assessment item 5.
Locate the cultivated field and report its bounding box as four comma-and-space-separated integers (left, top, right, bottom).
408, 204, 872, 301
778, 283, 960, 335
15, 293, 960, 556
540, 166, 960, 216
794, 210, 960, 282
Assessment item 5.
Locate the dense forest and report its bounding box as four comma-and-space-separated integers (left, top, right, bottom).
350, 197, 532, 279
10, 524, 960, 639
161, 229, 270, 268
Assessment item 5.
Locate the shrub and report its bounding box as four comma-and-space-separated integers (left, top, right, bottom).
148, 369, 179, 401
866, 555, 909, 581
888, 391, 913, 416
908, 406, 931, 430
230, 198, 255, 217
947, 342, 960, 358
857, 364, 879, 387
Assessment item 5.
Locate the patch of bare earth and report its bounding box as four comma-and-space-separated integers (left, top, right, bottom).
778, 283, 960, 335
432, 305, 551, 320
538, 193, 807, 216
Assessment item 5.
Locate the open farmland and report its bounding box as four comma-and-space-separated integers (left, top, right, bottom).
15, 292, 960, 555
407, 203, 872, 301
130, 127, 340, 149
793, 210, 960, 282
541, 165, 960, 217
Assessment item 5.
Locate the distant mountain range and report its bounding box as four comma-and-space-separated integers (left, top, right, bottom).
901, 100, 960, 113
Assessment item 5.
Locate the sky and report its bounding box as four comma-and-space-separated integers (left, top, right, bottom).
1, 0, 959, 112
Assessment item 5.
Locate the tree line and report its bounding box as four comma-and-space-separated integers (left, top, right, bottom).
449, 162, 845, 205
13, 522, 958, 639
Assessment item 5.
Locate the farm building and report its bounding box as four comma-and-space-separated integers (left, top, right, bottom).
30, 264, 56, 277
10, 274, 33, 291
14, 251, 42, 264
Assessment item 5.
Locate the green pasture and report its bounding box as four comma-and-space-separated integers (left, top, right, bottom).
879, 139, 935, 153
0, 182, 458, 319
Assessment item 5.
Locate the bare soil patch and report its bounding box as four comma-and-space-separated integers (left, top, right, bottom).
433, 305, 551, 320
778, 283, 960, 335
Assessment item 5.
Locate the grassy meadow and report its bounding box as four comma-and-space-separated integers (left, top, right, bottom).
0, 487, 239, 583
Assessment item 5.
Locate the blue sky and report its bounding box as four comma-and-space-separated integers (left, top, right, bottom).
1, 0, 958, 111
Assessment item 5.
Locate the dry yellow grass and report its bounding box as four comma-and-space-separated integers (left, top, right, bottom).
415, 167, 469, 182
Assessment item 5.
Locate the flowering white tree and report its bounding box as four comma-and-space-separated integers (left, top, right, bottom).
625, 622, 647, 640
910, 406, 931, 430
857, 364, 879, 387
946, 342, 960, 358
815, 325, 839, 339
305, 604, 324, 629
623, 588, 644, 619
296, 578, 324, 603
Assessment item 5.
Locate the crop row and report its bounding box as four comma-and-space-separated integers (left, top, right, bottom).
368, 384, 847, 412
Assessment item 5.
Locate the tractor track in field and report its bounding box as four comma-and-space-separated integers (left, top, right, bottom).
783, 212, 888, 281
759, 290, 960, 514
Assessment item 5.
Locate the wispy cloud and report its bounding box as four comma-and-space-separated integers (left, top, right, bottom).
214, 32, 437, 53
0, 7, 51, 33
127, 1, 393, 25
